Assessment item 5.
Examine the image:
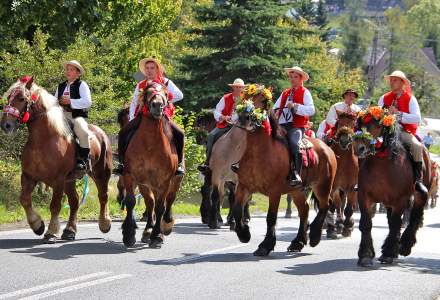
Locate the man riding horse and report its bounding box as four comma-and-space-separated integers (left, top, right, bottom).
114, 57, 185, 176
54, 60, 92, 171
322, 89, 361, 142
378, 70, 427, 193
198, 78, 246, 173
273, 66, 315, 186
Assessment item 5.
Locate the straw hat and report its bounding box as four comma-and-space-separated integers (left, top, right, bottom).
284, 66, 309, 81
228, 78, 245, 87
63, 60, 85, 76
384, 70, 410, 86
138, 57, 164, 76
342, 89, 359, 98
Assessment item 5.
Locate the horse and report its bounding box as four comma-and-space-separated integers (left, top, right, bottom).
0, 77, 112, 243
326, 111, 358, 238
352, 106, 431, 266
232, 91, 337, 256
121, 81, 183, 248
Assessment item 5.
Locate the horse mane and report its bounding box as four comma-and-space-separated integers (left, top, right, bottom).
268, 111, 288, 146
117, 105, 130, 127
383, 122, 404, 158
4, 80, 72, 139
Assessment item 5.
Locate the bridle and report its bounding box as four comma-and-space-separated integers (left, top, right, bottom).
2, 86, 38, 124
144, 83, 168, 117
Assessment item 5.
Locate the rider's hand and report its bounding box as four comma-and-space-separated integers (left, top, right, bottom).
225, 116, 232, 122
60, 96, 71, 105
287, 102, 294, 109
388, 106, 398, 114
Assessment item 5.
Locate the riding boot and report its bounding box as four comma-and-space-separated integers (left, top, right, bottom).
171, 121, 185, 176
76, 147, 90, 171
289, 152, 303, 186
414, 162, 428, 194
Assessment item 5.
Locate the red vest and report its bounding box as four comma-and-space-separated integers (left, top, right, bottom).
383, 91, 417, 135
278, 86, 309, 128
217, 93, 235, 129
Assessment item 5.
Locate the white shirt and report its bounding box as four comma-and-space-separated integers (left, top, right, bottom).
325, 101, 361, 127
273, 88, 315, 124
378, 94, 421, 125
213, 95, 240, 122
54, 81, 92, 109
316, 120, 327, 140
129, 78, 183, 121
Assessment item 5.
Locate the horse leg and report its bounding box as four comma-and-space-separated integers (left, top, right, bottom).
208, 185, 222, 229
93, 175, 112, 234
149, 192, 166, 248
117, 177, 125, 209
309, 185, 330, 247
43, 184, 64, 244
342, 190, 356, 237
288, 192, 309, 252
335, 194, 345, 234
233, 185, 251, 243
254, 194, 280, 256
244, 195, 251, 224
285, 194, 293, 218
20, 174, 44, 236
140, 195, 149, 222
121, 175, 137, 247
139, 187, 155, 243
378, 207, 402, 264
200, 173, 212, 224
357, 195, 375, 267
61, 181, 79, 241
162, 189, 178, 236
326, 201, 337, 239
400, 192, 426, 256
226, 183, 235, 230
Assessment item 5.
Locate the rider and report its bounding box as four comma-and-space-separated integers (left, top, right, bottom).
54, 60, 92, 171
113, 57, 185, 176
198, 78, 245, 173
378, 70, 427, 193
322, 89, 361, 143
273, 66, 315, 186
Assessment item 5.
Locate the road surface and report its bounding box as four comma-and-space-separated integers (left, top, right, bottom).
0, 208, 439, 300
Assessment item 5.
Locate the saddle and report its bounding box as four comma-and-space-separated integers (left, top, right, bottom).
67, 120, 91, 177
299, 137, 316, 168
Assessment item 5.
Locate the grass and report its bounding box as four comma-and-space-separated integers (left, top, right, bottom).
0, 174, 290, 225
429, 145, 440, 156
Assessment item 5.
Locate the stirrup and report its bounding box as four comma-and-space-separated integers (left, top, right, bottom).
75, 160, 87, 171
288, 171, 302, 186
231, 163, 239, 173
113, 165, 124, 176
415, 181, 428, 194
175, 164, 185, 176
197, 164, 209, 173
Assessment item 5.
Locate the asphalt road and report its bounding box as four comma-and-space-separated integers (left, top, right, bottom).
0, 207, 439, 300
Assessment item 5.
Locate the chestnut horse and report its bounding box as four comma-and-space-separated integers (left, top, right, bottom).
326, 111, 358, 238
233, 98, 337, 256
0, 78, 112, 243
121, 81, 183, 248
352, 107, 431, 266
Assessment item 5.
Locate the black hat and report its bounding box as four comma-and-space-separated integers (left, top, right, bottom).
342, 89, 359, 98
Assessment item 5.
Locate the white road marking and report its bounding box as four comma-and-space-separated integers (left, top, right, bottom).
18, 274, 132, 300
0, 223, 98, 237
0, 272, 110, 299
166, 244, 248, 265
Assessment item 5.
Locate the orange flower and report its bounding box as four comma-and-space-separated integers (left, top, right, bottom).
358, 110, 366, 118
382, 114, 396, 127
368, 106, 383, 120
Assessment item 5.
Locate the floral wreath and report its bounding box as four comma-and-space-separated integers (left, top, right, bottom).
241, 84, 274, 108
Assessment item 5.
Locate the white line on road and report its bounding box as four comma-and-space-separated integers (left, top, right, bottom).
166, 243, 247, 265
0, 223, 98, 237
18, 274, 132, 300
0, 272, 110, 299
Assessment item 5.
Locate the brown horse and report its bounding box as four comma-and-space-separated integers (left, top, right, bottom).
0, 78, 112, 243
352, 107, 431, 266
121, 81, 183, 248
233, 97, 337, 256
326, 111, 358, 238
427, 161, 438, 208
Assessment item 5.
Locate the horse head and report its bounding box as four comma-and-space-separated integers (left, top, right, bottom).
352, 106, 397, 158
236, 84, 273, 132
141, 81, 169, 119
334, 111, 357, 150
1, 76, 37, 135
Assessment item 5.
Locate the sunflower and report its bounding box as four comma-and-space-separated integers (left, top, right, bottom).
263, 88, 272, 101
247, 84, 257, 96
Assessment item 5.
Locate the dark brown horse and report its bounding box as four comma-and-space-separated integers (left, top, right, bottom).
0, 78, 112, 243
121, 81, 183, 248
352, 107, 431, 266
326, 111, 358, 238
232, 97, 337, 256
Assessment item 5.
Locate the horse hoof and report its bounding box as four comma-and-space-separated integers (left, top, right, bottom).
208, 221, 221, 230
140, 215, 147, 222
342, 227, 352, 237
287, 240, 305, 252
399, 246, 411, 257
285, 213, 292, 219
243, 218, 250, 225
229, 222, 236, 231
42, 233, 57, 244
34, 221, 45, 236
141, 229, 152, 243
99, 221, 111, 234
149, 236, 164, 249
253, 247, 271, 257
378, 255, 394, 264
357, 257, 374, 267
336, 226, 343, 235
326, 231, 338, 239
201, 217, 208, 225
236, 225, 251, 243
61, 229, 76, 241
309, 236, 321, 247
161, 219, 175, 236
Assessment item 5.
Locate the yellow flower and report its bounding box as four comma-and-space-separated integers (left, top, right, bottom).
248, 84, 257, 95
263, 88, 272, 100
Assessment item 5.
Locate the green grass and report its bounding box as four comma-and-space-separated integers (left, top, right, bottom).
430, 145, 440, 156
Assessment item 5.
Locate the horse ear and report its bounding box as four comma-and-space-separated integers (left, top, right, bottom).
25, 76, 34, 90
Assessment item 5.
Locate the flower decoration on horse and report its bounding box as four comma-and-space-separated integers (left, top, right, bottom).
236, 84, 273, 135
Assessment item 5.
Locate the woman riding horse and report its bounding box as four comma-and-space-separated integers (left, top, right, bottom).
1, 77, 112, 243
114, 58, 185, 176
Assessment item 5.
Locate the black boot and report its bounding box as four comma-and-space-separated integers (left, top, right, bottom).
414, 162, 428, 194
289, 152, 303, 186
198, 161, 209, 174
76, 147, 90, 171
113, 163, 124, 176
